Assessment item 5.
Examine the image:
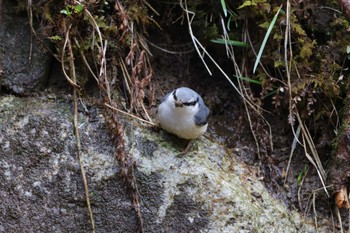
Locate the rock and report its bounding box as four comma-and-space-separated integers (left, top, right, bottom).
0, 95, 332, 232
0, 1, 52, 94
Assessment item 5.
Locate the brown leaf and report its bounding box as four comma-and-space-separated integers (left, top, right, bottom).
335, 187, 349, 209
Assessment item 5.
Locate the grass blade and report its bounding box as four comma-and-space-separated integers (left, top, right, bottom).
220, 0, 227, 17
211, 38, 248, 47
253, 5, 283, 74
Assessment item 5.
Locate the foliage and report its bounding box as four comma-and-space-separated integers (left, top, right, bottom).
38, 0, 155, 111
216, 1, 348, 127
60, 3, 83, 16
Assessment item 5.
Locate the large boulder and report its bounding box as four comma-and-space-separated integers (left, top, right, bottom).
0, 95, 332, 232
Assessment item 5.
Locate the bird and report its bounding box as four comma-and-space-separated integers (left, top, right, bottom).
157, 87, 210, 140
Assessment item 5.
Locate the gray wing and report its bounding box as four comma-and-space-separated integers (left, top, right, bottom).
194, 97, 210, 126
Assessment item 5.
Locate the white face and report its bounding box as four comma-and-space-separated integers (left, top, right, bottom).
169, 91, 199, 114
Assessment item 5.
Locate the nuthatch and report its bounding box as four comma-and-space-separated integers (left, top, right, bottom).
157, 87, 210, 140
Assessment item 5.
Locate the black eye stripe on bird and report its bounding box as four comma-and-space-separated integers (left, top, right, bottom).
172, 90, 178, 101
157, 87, 210, 140
182, 97, 199, 106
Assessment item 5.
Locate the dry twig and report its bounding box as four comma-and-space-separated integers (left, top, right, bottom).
62, 20, 95, 232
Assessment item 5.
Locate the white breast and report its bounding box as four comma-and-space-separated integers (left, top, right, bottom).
157, 96, 207, 140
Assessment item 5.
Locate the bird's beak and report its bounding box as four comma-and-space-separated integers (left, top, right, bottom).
175, 100, 183, 107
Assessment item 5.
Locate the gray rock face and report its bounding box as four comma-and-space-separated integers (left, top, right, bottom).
0, 95, 332, 232
0, 96, 133, 232
0, 1, 52, 94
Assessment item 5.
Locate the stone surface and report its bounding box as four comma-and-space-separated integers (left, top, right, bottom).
0, 1, 52, 94
0, 95, 333, 232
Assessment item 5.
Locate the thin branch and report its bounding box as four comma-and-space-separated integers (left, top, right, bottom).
284, 124, 301, 185
104, 103, 155, 125
61, 23, 81, 90
147, 40, 195, 55
74, 38, 99, 84
63, 21, 95, 233
181, 0, 212, 75
27, 0, 35, 61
